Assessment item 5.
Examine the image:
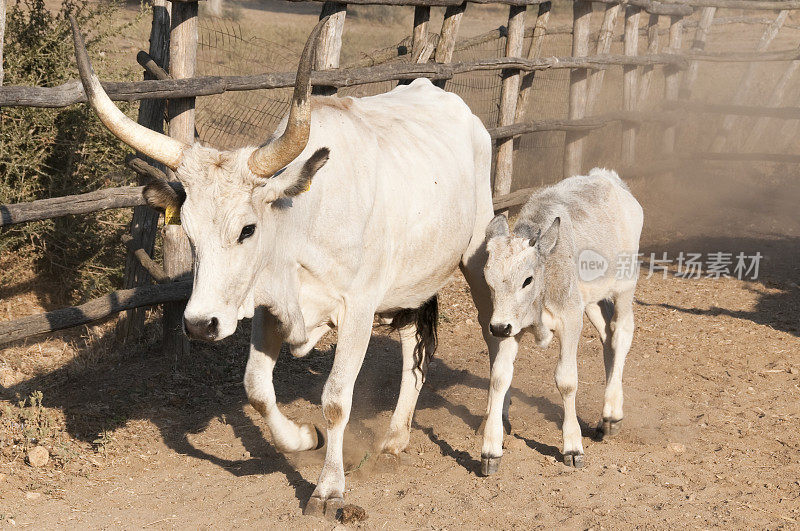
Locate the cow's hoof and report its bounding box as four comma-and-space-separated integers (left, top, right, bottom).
481, 455, 501, 476
303, 495, 344, 520
307, 424, 325, 450
597, 417, 622, 439
563, 452, 584, 468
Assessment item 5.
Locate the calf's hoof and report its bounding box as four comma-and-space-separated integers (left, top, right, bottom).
563, 451, 584, 468
303, 495, 344, 520
597, 417, 622, 439
481, 455, 502, 476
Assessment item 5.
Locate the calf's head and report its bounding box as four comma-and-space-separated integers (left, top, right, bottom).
71, 16, 329, 341
483, 214, 560, 338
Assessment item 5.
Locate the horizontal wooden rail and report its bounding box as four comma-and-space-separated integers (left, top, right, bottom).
488, 110, 677, 139
684, 151, 800, 163
121, 234, 170, 284
666, 100, 800, 119
592, 0, 691, 16
285, 0, 692, 14
0, 186, 146, 227
679, 0, 800, 10
0, 54, 689, 108
0, 281, 192, 346
10, 46, 800, 109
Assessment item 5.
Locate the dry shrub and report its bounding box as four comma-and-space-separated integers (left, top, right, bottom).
0, 0, 144, 305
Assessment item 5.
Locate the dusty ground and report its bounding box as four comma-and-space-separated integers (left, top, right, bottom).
1, 161, 799, 529
3, 1, 800, 529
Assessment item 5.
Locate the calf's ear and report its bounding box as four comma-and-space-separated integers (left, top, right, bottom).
537, 216, 560, 255
486, 214, 509, 240
143, 179, 185, 213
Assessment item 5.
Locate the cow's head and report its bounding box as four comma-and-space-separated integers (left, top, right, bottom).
483, 214, 560, 338
71, 16, 330, 341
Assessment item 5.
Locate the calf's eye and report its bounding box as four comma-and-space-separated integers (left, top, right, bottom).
522, 276, 533, 289
238, 224, 256, 243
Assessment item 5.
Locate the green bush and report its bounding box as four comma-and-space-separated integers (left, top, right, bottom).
0, 0, 144, 304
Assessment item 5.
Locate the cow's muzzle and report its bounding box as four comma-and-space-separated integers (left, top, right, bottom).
184, 316, 219, 341
489, 322, 514, 338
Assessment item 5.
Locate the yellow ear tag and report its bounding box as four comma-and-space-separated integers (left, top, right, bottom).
164, 205, 181, 225
303, 181, 312, 193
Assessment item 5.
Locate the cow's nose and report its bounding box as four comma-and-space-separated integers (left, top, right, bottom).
489, 322, 513, 338
183, 316, 219, 341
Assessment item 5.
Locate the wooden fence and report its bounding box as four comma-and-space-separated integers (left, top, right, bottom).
2, 0, 800, 350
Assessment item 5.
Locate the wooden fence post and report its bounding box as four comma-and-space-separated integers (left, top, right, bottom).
679, 6, 715, 101
492, 5, 526, 202
119, 0, 170, 341
563, 0, 592, 178
743, 52, 800, 151
162, 0, 197, 358
708, 9, 787, 151
433, 1, 466, 88
637, 13, 660, 109
1, 0, 5, 88
662, 14, 683, 156
516, 1, 551, 123
412, 6, 431, 62
585, 2, 620, 115
621, 6, 641, 167
313, 2, 347, 96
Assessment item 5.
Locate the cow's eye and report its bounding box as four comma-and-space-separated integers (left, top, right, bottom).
522, 276, 533, 289
238, 224, 256, 243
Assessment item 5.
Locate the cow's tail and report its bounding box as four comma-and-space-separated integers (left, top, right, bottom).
390, 295, 439, 373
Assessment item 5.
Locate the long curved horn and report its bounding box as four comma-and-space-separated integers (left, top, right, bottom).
69, 15, 188, 170
248, 17, 329, 178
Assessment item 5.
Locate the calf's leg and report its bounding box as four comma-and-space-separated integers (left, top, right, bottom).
601, 289, 635, 435
556, 310, 585, 467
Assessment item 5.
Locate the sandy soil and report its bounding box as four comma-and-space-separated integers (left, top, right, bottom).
1, 161, 799, 529
2, 2, 800, 529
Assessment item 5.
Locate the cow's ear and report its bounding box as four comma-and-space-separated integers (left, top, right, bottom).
143, 179, 185, 213
536, 216, 560, 255
485, 214, 509, 240
257, 148, 329, 202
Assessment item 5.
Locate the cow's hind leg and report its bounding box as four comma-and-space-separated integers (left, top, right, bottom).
304, 306, 374, 518
245, 308, 321, 453
585, 299, 621, 438
600, 288, 635, 437
379, 299, 435, 455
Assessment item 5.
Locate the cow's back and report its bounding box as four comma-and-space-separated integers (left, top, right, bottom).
285, 79, 491, 315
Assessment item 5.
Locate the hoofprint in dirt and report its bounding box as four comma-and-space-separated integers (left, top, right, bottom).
2, 259, 799, 528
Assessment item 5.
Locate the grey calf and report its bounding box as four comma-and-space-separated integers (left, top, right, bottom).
481, 168, 643, 472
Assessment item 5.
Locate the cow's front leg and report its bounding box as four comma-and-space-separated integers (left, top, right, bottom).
245, 308, 321, 453
304, 307, 373, 518
479, 333, 519, 475
380, 323, 429, 455
556, 310, 584, 467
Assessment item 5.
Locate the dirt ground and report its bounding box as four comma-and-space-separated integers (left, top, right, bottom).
3, 2, 800, 529
2, 161, 799, 529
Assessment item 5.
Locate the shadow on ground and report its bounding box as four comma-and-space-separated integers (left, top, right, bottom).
2, 317, 571, 503
640, 235, 800, 337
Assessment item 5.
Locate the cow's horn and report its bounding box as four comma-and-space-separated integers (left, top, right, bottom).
248, 17, 329, 178
70, 15, 188, 170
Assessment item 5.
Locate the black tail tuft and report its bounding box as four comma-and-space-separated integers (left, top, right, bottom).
390, 295, 439, 374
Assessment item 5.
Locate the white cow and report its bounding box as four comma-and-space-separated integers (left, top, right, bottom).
71, 17, 504, 515
481, 168, 643, 472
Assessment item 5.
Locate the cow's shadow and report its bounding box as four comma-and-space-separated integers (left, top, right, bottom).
2, 316, 572, 505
